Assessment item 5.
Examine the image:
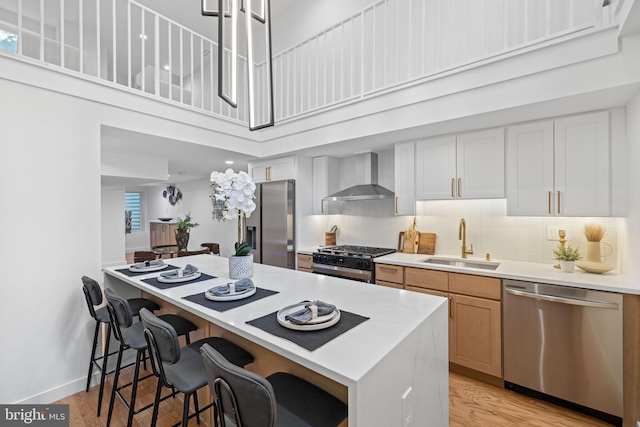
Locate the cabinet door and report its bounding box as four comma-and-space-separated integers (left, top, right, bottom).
250, 165, 269, 183
269, 157, 295, 181
415, 136, 457, 200
297, 254, 313, 271
150, 223, 158, 247
394, 141, 415, 215
449, 293, 502, 377
249, 157, 295, 183
312, 156, 340, 214
506, 121, 555, 216
457, 128, 505, 199
554, 111, 610, 216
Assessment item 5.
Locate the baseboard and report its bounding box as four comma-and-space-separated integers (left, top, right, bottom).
15, 351, 139, 404
14, 376, 88, 405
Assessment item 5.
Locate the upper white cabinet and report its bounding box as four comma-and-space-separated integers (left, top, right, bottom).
394, 142, 415, 215
506, 111, 610, 216
248, 156, 295, 183
416, 128, 505, 200
312, 156, 340, 214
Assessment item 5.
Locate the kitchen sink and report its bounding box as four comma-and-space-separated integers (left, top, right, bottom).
422, 257, 500, 270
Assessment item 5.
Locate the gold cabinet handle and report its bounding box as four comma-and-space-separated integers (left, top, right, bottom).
451, 178, 455, 198
380, 266, 398, 272
449, 296, 453, 318
395, 196, 398, 214
457, 177, 461, 198
266, 166, 272, 181
548, 191, 552, 214
557, 191, 561, 214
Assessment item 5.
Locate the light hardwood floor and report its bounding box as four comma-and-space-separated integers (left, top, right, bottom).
55, 365, 611, 426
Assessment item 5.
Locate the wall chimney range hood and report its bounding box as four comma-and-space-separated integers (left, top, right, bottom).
324, 152, 394, 201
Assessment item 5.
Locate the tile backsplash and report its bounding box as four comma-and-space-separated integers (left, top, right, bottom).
324, 198, 619, 266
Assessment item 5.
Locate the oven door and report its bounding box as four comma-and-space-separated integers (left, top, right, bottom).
311, 263, 372, 283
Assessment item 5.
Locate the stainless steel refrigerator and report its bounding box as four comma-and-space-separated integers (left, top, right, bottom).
245, 180, 296, 269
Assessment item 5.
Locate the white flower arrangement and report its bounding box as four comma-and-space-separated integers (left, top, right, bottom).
210, 168, 257, 221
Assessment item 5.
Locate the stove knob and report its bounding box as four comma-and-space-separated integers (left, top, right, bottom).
338, 258, 344, 265
362, 260, 370, 270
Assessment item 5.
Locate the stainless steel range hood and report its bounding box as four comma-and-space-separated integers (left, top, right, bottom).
324, 152, 394, 201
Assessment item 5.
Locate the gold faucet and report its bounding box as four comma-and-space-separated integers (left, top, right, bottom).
459, 218, 474, 259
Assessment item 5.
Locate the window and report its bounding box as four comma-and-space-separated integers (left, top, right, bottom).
125, 192, 142, 231
0, 30, 18, 54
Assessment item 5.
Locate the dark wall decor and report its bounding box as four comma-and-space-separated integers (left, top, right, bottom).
125, 210, 132, 234
163, 185, 182, 205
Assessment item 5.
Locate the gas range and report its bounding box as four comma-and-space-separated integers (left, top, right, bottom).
312, 245, 396, 283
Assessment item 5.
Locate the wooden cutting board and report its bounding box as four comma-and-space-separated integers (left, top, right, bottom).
417, 232, 436, 255
403, 218, 419, 253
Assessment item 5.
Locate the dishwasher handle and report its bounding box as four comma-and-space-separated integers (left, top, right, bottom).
505, 287, 619, 309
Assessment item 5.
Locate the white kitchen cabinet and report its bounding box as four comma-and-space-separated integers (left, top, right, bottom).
248, 156, 295, 183
506, 111, 610, 216
312, 156, 340, 214
394, 141, 415, 215
415, 128, 505, 200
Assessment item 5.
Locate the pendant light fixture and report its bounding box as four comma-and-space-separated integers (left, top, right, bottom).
202, 0, 274, 131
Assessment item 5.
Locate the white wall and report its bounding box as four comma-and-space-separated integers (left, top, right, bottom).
0, 79, 102, 404
102, 189, 126, 266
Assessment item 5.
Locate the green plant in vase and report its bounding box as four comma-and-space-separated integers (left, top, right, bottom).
175, 212, 199, 251
553, 244, 581, 273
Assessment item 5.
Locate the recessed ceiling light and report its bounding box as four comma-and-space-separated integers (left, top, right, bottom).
164, 64, 170, 70
139, 34, 147, 40
225, 160, 234, 164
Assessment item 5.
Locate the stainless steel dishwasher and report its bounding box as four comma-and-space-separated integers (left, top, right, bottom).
503, 280, 622, 423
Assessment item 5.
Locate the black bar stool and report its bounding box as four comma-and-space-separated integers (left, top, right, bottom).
81, 276, 160, 416
201, 343, 348, 427
140, 308, 254, 427
104, 288, 197, 427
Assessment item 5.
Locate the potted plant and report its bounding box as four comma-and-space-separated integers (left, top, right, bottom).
210, 169, 257, 279
175, 212, 199, 251
553, 244, 581, 273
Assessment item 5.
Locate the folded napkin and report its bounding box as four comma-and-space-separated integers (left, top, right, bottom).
209, 278, 254, 296
133, 259, 164, 268
160, 264, 198, 278
285, 300, 336, 325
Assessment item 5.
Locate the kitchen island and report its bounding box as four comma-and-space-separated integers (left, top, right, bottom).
103, 254, 448, 427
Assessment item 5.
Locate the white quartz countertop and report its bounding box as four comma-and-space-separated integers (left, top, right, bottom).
375, 253, 640, 295
103, 254, 446, 385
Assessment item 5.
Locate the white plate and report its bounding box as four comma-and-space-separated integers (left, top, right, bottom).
276, 303, 341, 331
157, 271, 202, 283
205, 286, 257, 301
129, 263, 168, 273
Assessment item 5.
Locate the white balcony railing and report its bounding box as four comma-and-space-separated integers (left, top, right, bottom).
0, 0, 621, 128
